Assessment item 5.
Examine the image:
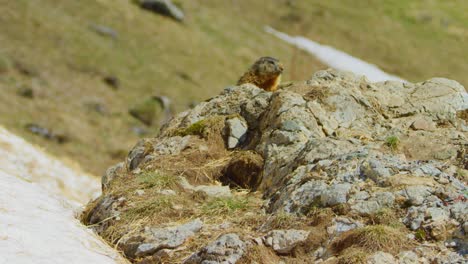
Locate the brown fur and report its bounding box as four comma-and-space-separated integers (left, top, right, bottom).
237, 57, 283, 91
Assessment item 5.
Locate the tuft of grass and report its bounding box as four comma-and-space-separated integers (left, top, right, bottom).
269, 212, 297, 229
337, 247, 368, 264
414, 228, 427, 241
137, 171, 178, 189
123, 196, 172, 220
0, 55, 11, 73
385, 135, 400, 151
201, 197, 250, 215
369, 208, 404, 229
333, 225, 412, 255
175, 119, 207, 137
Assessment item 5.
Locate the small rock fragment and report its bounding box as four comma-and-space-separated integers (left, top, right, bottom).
263, 229, 309, 254
184, 234, 245, 264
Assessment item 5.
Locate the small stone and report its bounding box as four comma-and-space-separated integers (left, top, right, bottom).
354, 191, 370, 200
360, 159, 392, 184
320, 183, 351, 206
253, 237, 263, 245
135, 189, 146, 196
263, 229, 310, 254
158, 189, 176, 196
367, 251, 396, 264
327, 217, 363, 235
351, 200, 381, 215
426, 207, 449, 222
411, 117, 436, 131
404, 186, 433, 206
89, 24, 118, 39
398, 251, 418, 264
131, 219, 203, 258
445, 241, 457, 248
226, 117, 248, 149
184, 234, 245, 264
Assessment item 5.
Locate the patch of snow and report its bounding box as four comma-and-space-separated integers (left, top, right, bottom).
0, 127, 127, 263
265, 26, 405, 83
0, 127, 100, 205
0, 170, 126, 264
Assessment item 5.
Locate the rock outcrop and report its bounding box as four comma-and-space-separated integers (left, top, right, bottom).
83, 70, 468, 263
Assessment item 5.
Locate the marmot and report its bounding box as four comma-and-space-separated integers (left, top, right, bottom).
237, 57, 284, 92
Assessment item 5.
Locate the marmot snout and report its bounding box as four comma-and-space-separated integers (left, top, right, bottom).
237, 57, 283, 92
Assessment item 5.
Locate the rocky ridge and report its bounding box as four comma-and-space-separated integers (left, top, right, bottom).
83, 69, 468, 263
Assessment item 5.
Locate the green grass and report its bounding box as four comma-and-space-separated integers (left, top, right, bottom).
385, 136, 400, 151
137, 171, 178, 189
123, 196, 172, 219
201, 197, 250, 215
174, 119, 207, 137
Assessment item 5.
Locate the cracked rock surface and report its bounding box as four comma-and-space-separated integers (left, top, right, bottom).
83, 70, 468, 263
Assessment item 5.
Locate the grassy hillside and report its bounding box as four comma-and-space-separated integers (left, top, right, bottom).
237, 0, 468, 84
0, 0, 324, 174
0, 0, 466, 175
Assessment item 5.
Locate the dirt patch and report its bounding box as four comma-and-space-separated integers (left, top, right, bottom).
221, 151, 264, 190
457, 109, 468, 122
239, 245, 282, 264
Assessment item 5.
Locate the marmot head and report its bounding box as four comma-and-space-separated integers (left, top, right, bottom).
251, 57, 284, 77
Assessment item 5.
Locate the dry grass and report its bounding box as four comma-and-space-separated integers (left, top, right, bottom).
457, 109, 468, 122
238, 245, 282, 264
303, 85, 331, 102
137, 171, 178, 190
368, 208, 405, 229
200, 196, 250, 216
337, 247, 368, 264
333, 225, 413, 255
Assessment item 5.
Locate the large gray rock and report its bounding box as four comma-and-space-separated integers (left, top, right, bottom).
124, 219, 203, 258
320, 183, 352, 206
84, 69, 468, 263
367, 251, 396, 264
263, 229, 310, 254
184, 234, 246, 264
327, 217, 363, 236
398, 251, 418, 264
403, 186, 433, 206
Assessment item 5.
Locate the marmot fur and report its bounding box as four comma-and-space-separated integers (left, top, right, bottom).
237, 57, 283, 91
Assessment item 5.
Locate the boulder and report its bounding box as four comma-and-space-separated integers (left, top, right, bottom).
138, 0, 184, 22
83, 70, 468, 263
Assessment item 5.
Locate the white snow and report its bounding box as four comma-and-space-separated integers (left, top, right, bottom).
0, 127, 127, 264
0, 127, 100, 205
265, 26, 406, 83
